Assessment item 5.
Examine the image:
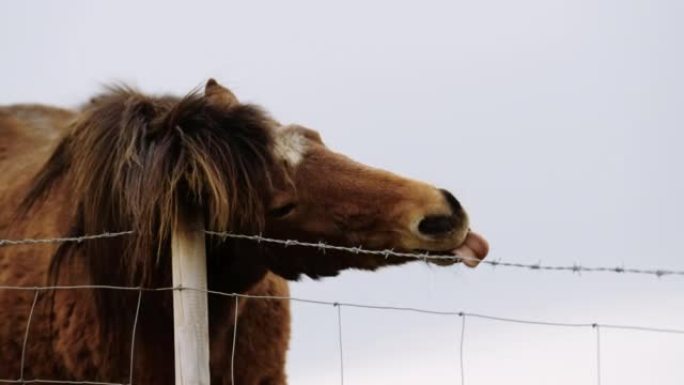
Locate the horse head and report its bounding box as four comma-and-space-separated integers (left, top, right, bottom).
204, 80, 489, 279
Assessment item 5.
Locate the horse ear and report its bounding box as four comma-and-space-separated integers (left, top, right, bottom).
205, 78, 239, 108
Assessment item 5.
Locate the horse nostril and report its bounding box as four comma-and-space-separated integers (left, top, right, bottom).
418, 215, 458, 236
440, 189, 462, 214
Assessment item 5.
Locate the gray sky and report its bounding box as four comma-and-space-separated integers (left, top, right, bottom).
2, 1, 683, 384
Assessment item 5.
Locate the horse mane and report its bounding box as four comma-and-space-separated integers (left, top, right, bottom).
17, 87, 277, 367
22, 86, 275, 283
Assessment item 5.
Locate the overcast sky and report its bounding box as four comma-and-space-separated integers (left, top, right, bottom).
2, 1, 683, 384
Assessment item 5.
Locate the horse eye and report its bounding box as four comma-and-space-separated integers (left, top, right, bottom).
269, 203, 297, 218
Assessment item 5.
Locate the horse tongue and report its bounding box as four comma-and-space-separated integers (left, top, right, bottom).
453, 231, 489, 268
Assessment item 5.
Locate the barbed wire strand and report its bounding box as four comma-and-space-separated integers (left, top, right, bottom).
595, 324, 602, 385
0, 231, 134, 247
206, 231, 684, 278
19, 289, 40, 382
460, 314, 466, 385
2, 230, 684, 278
335, 303, 344, 385
128, 288, 143, 385
231, 296, 239, 385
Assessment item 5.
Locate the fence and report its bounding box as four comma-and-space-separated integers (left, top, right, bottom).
1, 228, 683, 385
4, 231, 684, 277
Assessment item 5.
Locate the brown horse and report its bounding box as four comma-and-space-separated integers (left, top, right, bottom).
0, 80, 488, 385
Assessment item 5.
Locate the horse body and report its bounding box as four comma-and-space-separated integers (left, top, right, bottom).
0, 80, 488, 384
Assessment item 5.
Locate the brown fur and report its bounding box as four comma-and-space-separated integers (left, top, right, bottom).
0, 81, 473, 384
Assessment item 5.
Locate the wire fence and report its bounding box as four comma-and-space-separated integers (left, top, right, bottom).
2, 283, 684, 385
1, 231, 684, 384
2, 230, 684, 278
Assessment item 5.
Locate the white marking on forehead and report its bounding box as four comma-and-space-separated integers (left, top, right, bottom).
273, 128, 308, 166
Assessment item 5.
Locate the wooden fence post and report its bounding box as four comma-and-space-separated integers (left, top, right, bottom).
171, 213, 211, 385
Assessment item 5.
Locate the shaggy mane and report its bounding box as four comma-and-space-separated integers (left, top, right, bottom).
18, 87, 276, 364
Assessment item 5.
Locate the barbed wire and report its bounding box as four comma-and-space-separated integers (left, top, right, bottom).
1, 230, 684, 278
0, 231, 134, 246
207, 231, 684, 277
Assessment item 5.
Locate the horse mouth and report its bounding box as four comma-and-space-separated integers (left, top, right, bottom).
416, 230, 489, 268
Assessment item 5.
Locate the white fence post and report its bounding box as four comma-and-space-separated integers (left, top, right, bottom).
172, 213, 211, 385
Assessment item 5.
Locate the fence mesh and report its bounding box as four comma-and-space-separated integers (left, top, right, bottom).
1, 231, 683, 385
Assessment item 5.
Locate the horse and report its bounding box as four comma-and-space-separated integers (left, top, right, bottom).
0, 79, 489, 385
